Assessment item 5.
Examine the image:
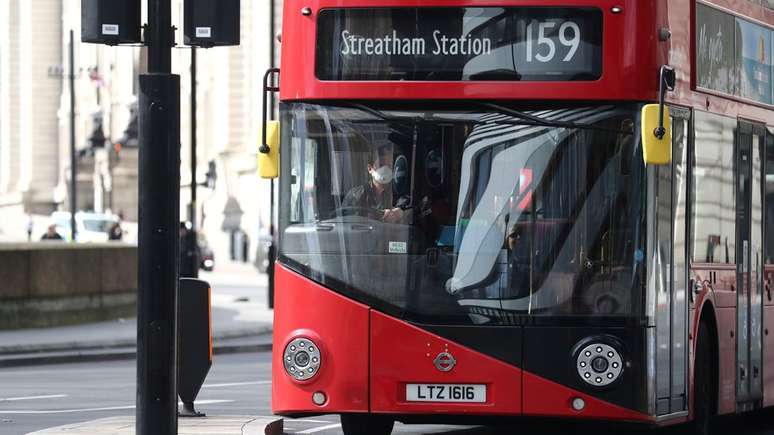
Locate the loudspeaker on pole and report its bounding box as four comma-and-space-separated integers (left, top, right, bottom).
81, 0, 142, 45
184, 0, 241, 48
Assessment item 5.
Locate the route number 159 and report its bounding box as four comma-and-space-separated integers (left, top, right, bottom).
525, 20, 581, 63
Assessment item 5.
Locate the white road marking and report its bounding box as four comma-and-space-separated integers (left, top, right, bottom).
202, 380, 271, 388
0, 399, 232, 414
297, 423, 342, 433
0, 394, 67, 402
0, 368, 120, 376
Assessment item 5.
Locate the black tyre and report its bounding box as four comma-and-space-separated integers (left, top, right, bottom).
692, 322, 716, 435
340, 413, 394, 435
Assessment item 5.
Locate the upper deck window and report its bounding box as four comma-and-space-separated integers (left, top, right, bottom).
316, 7, 602, 82
757, 0, 774, 11
696, 1, 773, 105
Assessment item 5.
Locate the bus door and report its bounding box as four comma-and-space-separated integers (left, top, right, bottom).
736, 120, 765, 409
766, 128, 774, 408
653, 108, 690, 416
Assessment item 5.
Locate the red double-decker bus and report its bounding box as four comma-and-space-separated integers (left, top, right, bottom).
260, 1, 774, 434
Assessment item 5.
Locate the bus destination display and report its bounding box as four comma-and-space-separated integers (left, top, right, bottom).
316, 7, 603, 81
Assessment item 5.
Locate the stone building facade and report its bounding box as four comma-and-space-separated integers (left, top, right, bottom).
0, 0, 282, 262
0, 0, 63, 217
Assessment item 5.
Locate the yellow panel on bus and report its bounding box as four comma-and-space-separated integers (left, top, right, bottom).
259, 121, 280, 179
641, 105, 671, 165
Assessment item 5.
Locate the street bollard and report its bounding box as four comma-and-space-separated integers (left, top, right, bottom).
178, 278, 212, 417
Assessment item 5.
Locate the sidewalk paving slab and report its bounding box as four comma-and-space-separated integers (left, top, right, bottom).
0, 333, 273, 367
26, 415, 283, 435
0, 262, 274, 366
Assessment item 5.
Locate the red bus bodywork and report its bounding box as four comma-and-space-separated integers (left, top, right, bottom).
273, 0, 774, 427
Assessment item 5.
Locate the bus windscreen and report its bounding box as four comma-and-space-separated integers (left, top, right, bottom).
316, 7, 603, 82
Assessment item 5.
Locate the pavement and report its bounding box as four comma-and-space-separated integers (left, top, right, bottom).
0, 261, 284, 434
26, 416, 284, 435
0, 261, 275, 367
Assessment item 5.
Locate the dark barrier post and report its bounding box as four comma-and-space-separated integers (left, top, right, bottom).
136, 0, 179, 433
178, 278, 212, 417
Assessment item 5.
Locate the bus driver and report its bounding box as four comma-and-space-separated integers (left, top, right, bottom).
341, 148, 406, 224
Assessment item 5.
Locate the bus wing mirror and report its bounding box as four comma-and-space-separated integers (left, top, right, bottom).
260, 67, 280, 179
641, 104, 671, 165
259, 120, 280, 179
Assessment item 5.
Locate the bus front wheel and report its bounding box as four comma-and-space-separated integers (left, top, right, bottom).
340, 413, 394, 435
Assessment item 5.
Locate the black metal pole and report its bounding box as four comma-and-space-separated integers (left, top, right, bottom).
69, 30, 77, 242
137, 0, 179, 433
147, 0, 172, 73
267, 0, 277, 309
268, 187, 275, 308
188, 48, 199, 279
269, 1, 276, 117
190, 49, 196, 223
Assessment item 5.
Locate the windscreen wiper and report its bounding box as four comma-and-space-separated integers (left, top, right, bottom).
346, 103, 424, 124
340, 102, 632, 134
476, 102, 633, 134
346, 102, 530, 126
343, 103, 531, 127
346, 103, 545, 129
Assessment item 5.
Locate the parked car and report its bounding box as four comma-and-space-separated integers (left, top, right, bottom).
253, 228, 272, 274
51, 211, 119, 243
198, 233, 215, 271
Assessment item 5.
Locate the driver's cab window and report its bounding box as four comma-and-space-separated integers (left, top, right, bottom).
330, 127, 413, 225
289, 116, 414, 225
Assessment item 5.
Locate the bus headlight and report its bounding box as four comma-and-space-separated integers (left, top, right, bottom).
284, 337, 322, 381
576, 341, 623, 387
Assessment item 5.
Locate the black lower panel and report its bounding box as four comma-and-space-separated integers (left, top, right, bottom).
422, 324, 522, 367
522, 325, 648, 414
414, 321, 648, 414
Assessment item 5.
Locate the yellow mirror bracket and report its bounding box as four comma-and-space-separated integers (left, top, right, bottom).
259, 120, 280, 179
641, 104, 671, 165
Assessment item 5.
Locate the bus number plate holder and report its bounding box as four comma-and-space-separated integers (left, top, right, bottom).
405, 384, 486, 403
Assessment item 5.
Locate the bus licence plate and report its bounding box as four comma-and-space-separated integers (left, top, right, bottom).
405, 384, 486, 403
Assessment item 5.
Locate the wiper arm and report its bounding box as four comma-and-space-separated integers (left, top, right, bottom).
336, 102, 632, 134
478, 102, 559, 126
345, 103, 423, 124
348, 102, 539, 127
476, 102, 633, 134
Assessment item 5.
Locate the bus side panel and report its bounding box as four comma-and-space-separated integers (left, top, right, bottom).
693, 267, 737, 416
764, 266, 774, 407
765, 305, 774, 407
522, 372, 651, 422
272, 264, 370, 415
369, 310, 522, 416
522, 326, 650, 421
715, 304, 737, 415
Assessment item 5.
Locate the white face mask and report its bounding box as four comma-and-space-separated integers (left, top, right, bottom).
370, 165, 393, 185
